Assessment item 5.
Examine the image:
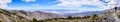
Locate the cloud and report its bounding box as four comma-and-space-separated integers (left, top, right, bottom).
55, 0, 119, 10
22, 0, 36, 2
116, 0, 120, 7
117, 2, 120, 7
0, 0, 12, 9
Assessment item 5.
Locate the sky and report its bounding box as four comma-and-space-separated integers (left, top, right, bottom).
0, 0, 120, 13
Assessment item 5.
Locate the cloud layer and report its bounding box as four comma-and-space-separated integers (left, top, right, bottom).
55, 0, 119, 10
0, 0, 12, 9
0, 0, 37, 9
22, 0, 36, 2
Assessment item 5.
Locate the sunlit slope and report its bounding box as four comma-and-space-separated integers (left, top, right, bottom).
0, 8, 64, 22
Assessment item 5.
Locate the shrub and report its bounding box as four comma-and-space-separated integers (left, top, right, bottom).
67, 16, 73, 20
32, 18, 37, 22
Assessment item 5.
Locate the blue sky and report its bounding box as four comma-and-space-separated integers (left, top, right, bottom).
8, 0, 60, 9
7, 0, 118, 12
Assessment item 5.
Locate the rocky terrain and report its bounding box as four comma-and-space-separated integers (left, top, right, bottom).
0, 7, 119, 22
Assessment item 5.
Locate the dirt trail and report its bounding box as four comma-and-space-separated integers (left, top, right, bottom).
1, 14, 12, 22
107, 12, 120, 22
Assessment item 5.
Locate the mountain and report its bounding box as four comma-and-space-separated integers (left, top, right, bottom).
11, 10, 65, 20
63, 8, 115, 17
0, 9, 65, 22
0, 7, 115, 22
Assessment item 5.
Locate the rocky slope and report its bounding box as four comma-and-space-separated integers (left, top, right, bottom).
0, 9, 65, 22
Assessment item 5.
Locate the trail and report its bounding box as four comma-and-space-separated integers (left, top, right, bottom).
107, 12, 120, 22
1, 14, 12, 22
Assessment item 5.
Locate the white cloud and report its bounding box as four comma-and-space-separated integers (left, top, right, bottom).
22, 0, 36, 2
55, 0, 119, 10
0, 0, 12, 9
31, 4, 41, 7
117, 2, 120, 7
115, 0, 120, 7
